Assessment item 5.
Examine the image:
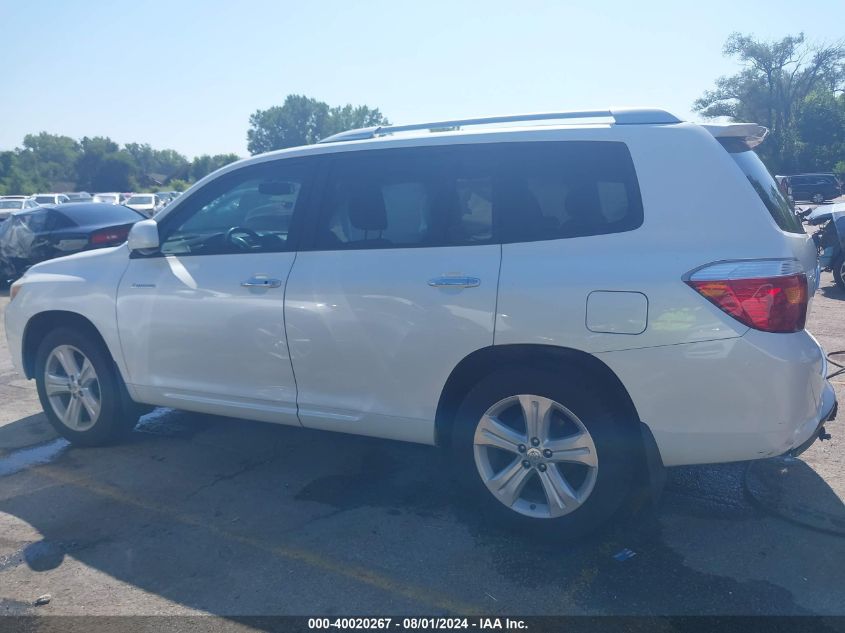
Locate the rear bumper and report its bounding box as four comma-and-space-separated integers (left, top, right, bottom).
788, 390, 837, 457
599, 329, 834, 466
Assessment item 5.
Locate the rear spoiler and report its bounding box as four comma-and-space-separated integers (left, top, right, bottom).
701, 123, 768, 150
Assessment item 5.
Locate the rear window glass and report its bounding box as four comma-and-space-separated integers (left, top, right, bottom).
57, 204, 142, 226
16, 210, 49, 231
721, 141, 804, 234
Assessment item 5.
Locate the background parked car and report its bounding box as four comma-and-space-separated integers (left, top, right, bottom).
0, 202, 143, 283
92, 192, 121, 204
124, 193, 162, 217
0, 196, 39, 221
786, 173, 842, 203
63, 191, 93, 202
32, 193, 70, 205
155, 191, 177, 206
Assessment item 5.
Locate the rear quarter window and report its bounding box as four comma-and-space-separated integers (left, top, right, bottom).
720, 140, 804, 234
487, 141, 644, 243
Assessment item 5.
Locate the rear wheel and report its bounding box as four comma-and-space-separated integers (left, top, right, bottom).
833, 253, 845, 291
35, 328, 139, 446
451, 368, 639, 538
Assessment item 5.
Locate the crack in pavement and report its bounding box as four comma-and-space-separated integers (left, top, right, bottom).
182, 453, 282, 502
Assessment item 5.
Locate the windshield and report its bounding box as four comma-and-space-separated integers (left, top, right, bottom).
33, 196, 54, 204
0, 200, 23, 209
127, 195, 153, 205
722, 143, 804, 234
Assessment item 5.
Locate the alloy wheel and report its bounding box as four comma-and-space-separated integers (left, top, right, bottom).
473, 394, 598, 519
44, 345, 101, 431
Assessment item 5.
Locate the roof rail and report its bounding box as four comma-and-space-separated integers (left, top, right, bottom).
318, 108, 681, 144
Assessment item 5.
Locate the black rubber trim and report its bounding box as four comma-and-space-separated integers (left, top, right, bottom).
788, 399, 837, 458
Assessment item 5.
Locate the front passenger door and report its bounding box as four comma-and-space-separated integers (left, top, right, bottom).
117, 159, 313, 424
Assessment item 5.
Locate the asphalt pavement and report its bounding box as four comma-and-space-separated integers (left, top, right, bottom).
0, 229, 844, 622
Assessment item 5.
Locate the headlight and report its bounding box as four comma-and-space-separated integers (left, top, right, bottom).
9, 281, 22, 302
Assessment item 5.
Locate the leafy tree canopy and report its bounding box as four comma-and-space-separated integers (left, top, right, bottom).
247, 94, 388, 155
695, 32, 845, 173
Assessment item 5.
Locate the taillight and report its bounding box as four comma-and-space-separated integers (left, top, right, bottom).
90, 225, 130, 246
685, 260, 808, 333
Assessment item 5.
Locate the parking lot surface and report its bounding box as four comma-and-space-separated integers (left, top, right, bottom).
1, 235, 844, 621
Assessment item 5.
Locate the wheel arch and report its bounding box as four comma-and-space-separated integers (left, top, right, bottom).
435, 343, 665, 505
22, 311, 117, 380
434, 344, 642, 448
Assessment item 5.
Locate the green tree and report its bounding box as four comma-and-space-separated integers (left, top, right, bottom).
247, 94, 388, 154
793, 91, 845, 171
17, 132, 80, 190
125, 143, 189, 181
167, 178, 191, 192
0, 150, 41, 195
694, 33, 845, 172
153, 148, 190, 179
91, 151, 137, 191
76, 136, 120, 191
189, 153, 240, 181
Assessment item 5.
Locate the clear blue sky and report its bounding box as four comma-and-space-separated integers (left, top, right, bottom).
2, 0, 843, 158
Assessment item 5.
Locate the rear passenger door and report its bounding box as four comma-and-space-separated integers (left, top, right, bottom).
284, 146, 500, 444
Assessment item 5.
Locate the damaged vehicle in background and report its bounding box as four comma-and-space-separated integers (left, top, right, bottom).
0, 202, 143, 284
808, 203, 845, 290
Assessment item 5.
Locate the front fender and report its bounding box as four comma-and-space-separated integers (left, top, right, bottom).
6, 245, 131, 381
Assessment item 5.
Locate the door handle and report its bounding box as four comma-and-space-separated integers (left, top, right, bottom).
241, 277, 282, 288
427, 276, 481, 288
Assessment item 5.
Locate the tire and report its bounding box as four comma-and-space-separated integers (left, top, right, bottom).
451, 367, 640, 538
35, 327, 139, 446
834, 253, 845, 292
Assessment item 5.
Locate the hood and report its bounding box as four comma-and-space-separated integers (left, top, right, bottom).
24, 242, 128, 275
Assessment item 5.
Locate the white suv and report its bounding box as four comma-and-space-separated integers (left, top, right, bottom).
4, 108, 837, 536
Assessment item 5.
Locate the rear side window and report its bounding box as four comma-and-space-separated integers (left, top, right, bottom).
485, 142, 643, 243
313, 141, 642, 250
721, 141, 804, 234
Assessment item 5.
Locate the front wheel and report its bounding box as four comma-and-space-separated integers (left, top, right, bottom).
451, 368, 639, 538
35, 328, 139, 446
833, 253, 845, 291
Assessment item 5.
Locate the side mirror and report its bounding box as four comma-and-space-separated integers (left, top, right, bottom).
127, 219, 160, 252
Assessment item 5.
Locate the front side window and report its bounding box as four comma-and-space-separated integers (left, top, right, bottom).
159, 160, 310, 255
